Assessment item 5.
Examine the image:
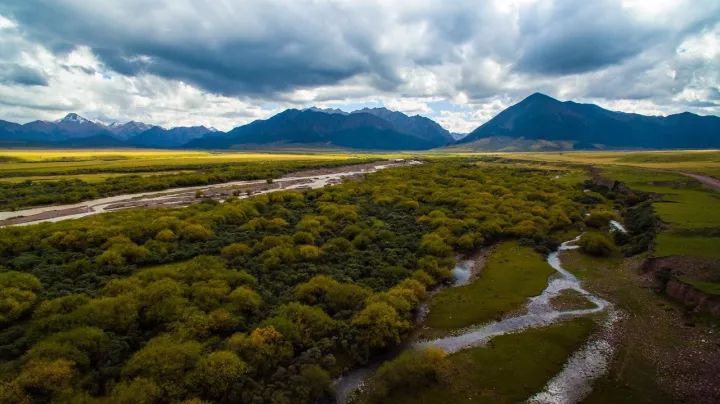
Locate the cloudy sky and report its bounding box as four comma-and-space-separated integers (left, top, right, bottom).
0, 0, 718, 133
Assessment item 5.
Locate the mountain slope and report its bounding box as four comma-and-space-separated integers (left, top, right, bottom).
187, 109, 442, 150
458, 93, 720, 149
352, 107, 453, 144
127, 126, 214, 148
108, 121, 154, 139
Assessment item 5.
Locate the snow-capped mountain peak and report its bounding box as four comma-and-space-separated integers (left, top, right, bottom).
56, 113, 93, 124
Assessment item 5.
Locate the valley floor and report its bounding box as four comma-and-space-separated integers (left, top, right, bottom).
1, 149, 718, 403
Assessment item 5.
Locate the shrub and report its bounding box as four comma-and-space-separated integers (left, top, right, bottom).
584, 210, 618, 228
364, 348, 446, 402
578, 232, 615, 257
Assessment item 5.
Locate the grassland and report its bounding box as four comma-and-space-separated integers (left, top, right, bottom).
0, 149, 363, 178
498, 150, 720, 178
388, 317, 595, 404
655, 234, 720, 259
423, 242, 554, 332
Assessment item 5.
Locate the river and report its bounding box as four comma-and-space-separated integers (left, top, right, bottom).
334, 235, 619, 403
0, 160, 421, 227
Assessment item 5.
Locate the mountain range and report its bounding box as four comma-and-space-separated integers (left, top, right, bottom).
0, 114, 216, 148
1, 93, 718, 150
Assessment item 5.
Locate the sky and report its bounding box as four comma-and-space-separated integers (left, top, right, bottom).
0, 0, 718, 133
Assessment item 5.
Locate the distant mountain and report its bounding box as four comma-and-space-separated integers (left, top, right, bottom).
0, 113, 216, 148
351, 107, 454, 144
457, 93, 720, 149
0, 113, 116, 146
127, 126, 214, 148
107, 121, 154, 139
53, 113, 113, 139
188, 108, 449, 150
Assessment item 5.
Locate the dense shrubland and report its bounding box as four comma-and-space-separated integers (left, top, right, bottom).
0, 159, 373, 210
0, 160, 592, 403
582, 178, 658, 256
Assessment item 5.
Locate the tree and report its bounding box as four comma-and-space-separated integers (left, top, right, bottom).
228, 286, 262, 314
220, 242, 250, 259
268, 303, 336, 347
108, 377, 162, 404
194, 350, 247, 399
0, 288, 37, 324
363, 348, 447, 402
155, 229, 177, 242
122, 335, 203, 399
294, 275, 370, 313
351, 302, 408, 351
179, 224, 213, 241
298, 245, 321, 260
16, 359, 76, 395
228, 326, 293, 372
420, 233, 452, 257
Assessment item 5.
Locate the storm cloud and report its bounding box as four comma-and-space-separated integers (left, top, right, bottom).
0, 0, 717, 132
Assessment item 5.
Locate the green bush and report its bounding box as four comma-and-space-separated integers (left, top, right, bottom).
578, 232, 616, 257
363, 348, 447, 402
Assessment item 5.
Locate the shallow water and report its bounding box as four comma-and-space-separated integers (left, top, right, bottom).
529, 309, 624, 403
334, 236, 616, 403
450, 259, 475, 286
609, 220, 627, 234
416, 238, 608, 354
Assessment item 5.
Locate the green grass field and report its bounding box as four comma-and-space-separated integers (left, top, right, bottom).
0, 149, 365, 179
389, 317, 595, 404
500, 150, 720, 178
423, 242, 554, 331
655, 234, 720, 259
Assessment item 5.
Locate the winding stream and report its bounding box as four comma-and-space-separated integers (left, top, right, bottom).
334, 236, 617, 403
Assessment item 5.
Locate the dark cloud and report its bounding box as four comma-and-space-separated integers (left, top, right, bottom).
0, 63, 48, 86
515, 0, 660, 75
0, 0, 718, 129
0, 0, 399, 97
